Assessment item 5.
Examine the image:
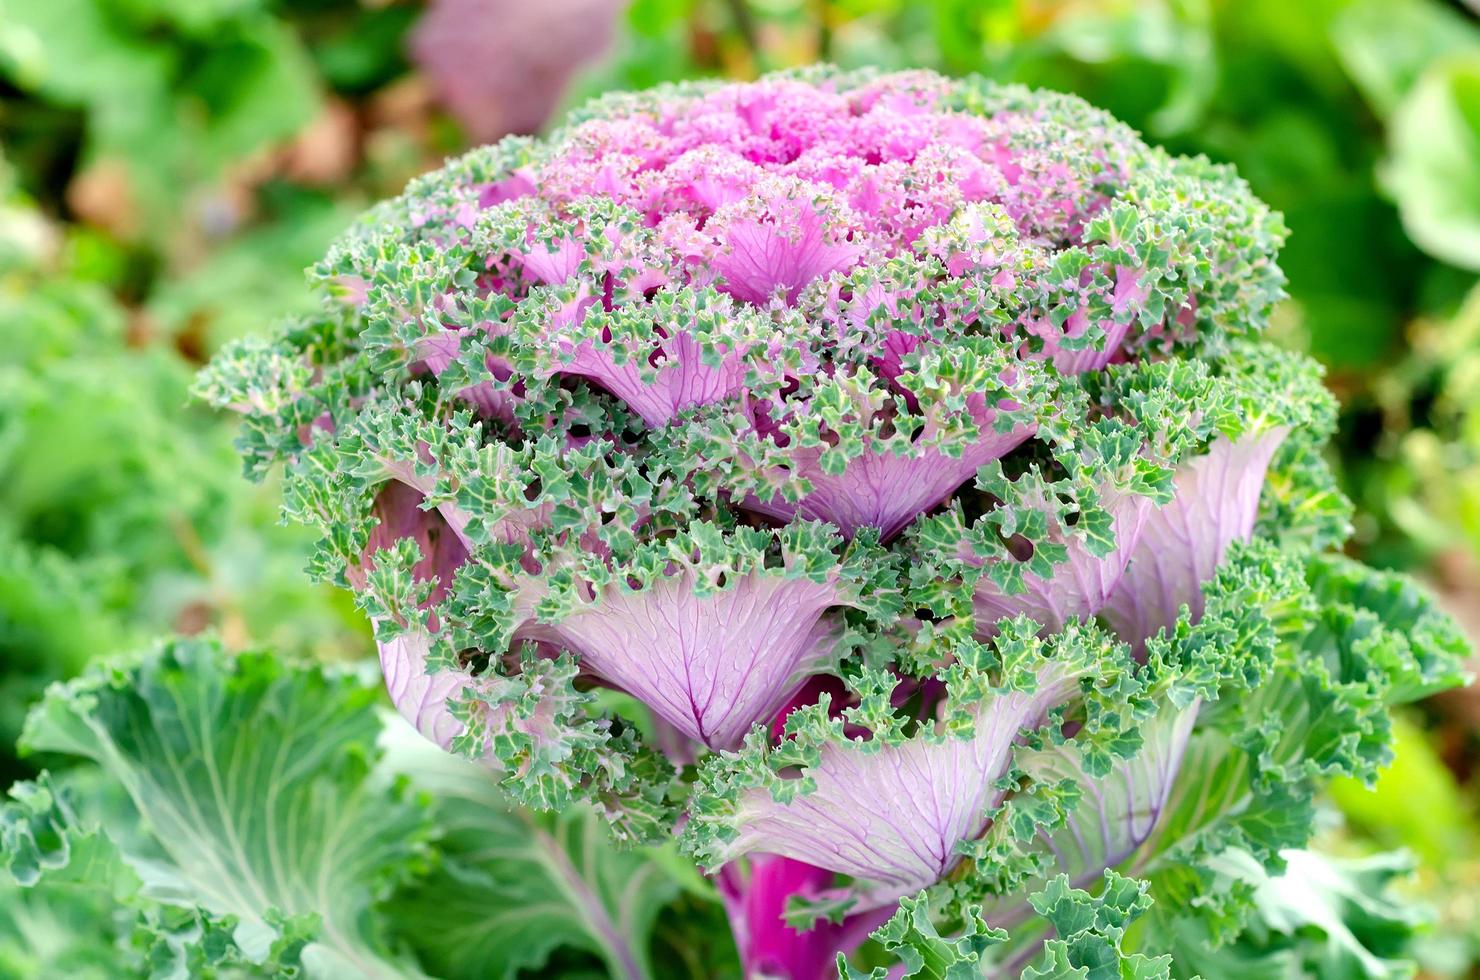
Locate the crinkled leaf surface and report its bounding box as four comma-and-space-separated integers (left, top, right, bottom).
13, 637, 433, 979
1170, 848, 1427, 980
4, 637, 701, 979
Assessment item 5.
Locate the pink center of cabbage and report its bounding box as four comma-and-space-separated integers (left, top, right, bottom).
480, 76, 1124, 308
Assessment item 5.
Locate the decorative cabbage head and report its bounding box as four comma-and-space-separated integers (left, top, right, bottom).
198, 67, 1469, 978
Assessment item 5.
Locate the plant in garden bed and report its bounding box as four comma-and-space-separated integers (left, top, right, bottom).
36, 67, 1467, 977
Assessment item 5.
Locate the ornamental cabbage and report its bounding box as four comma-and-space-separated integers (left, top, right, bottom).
197, 67, 1470, 977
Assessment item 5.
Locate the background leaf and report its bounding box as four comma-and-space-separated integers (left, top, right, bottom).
15, 637, 433, 979
380, 721, 694, 980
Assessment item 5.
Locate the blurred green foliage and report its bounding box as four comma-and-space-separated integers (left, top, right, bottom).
0, 0, 444, 792
1329, 716, 1480, 973
0, 157, 368, 789
0, 0, 450, 799
0, 0, 318, 237
0, 0, 440, 350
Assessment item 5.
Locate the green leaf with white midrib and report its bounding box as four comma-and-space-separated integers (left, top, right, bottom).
18, 639, 433, 979
4, 768, 328, 979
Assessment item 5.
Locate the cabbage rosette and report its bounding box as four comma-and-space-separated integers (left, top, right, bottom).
198, 67, 1469, 978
